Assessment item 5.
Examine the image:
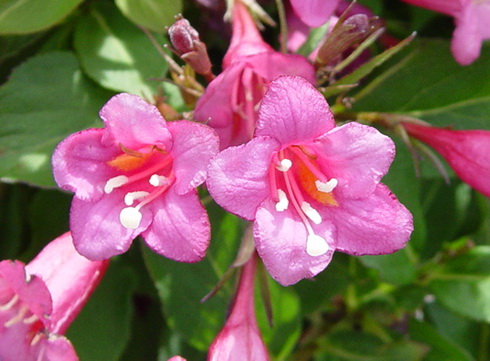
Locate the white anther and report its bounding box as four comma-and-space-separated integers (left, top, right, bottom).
306, 234, 329, 256
23, 313, 39, 325
5, 305, 29, 328
149, 174, 168, 187
124, 191, 150, 206
119, 207, 143, 229
315, 178, 338, 193
301, 202, 322, 225
275, 189, 289, 212
275, 158, 292, 172
104, 175, 129, 194
0, 294, 19, 311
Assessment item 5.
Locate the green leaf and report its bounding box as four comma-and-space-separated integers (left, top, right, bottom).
74, 2, 168, 97
409, 319, 475, 361
0, 0, 83, 34
352, 39, 490, 131
429, 246, 490, 322
360, 248, 417, 285
115, 0, 182, 32
67, 261, 136, 361
0, 51, 112, 187
142, 205, 245, 351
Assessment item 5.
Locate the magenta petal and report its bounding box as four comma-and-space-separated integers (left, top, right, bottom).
43, 336, 79, 361
315, 122, 395, 199
290, 0, 341, 27
52, 129, 119, 200
207, 136, 279, 221
167, 120, 219, 195
255, 76, 335, 145
70, 193, 149, 260
331, 184, 413, 255
100, 93, 172, 149
253, 199, 335, 286
142, 188, 210, 262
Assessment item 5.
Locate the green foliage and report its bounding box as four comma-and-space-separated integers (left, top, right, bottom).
115, 0, 182, 32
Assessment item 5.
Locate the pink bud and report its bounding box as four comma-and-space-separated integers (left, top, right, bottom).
403, 122, 490, 197
168, 18, 200, 55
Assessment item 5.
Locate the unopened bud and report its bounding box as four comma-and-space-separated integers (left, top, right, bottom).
167, 15, 213, 78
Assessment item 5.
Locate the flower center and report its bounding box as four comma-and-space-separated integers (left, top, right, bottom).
268, 145, 338, 257
103, 145, 175, 229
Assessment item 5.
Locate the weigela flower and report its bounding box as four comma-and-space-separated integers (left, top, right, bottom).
401, 0, 490, 65
208, 255, 270, 361
0, 232, 108, 361
402, 122, 490, 197
208, 76, 413, 286
194, 0, 315, 149
52, 93, 219, 261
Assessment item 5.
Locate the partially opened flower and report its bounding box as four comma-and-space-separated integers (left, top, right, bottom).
194, 0, 315, 149
402, 122, 490, 197
53, 93, 219, 261
208, 254, 270, 361
0, 232, 108, 361
208, 76, 413, 285
401, 0, 490, 65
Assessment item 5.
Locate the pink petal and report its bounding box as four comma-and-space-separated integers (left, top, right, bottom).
401, 0, 465, 16
142, 188, 210, 262
167, 120, 219, 195
290, 0, 341, 27
43, 336, 79, 361
329, 184, 413, 255
100, 93, 172, 150
52, 128, 120, 201
253, 199, 335, 286
70, 193, 149, 260
26, 232, 108, 334
255, 76, 335, 145
207, 136, 279, 221
315, 122, 395, 199
451, 3, 482, 65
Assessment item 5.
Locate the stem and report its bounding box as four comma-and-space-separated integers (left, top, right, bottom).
274, 0, 288, 53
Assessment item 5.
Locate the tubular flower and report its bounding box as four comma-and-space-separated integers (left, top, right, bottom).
208, 254, 270, 361
0, 232, 108, 361
52, 93, 219, 261
402, 122, 490, 198
401, 0, 490, 65
208, 76, 413, 286
194, 0, 315, 149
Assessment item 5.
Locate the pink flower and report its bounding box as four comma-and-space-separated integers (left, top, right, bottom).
194, 0, 315, 149
0, 232, 108, 361
402, 122, 490, 197
168, 357, 187, 361
207, 76, 413, 286
208, 254, 270, 361
52, 93, 219, 261
290, 0, 341, 27
401, 0, 490, 65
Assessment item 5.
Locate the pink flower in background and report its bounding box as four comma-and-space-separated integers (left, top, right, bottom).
208, 254, 270, 361
168, 357, 187, 361
194, 0, 315, 149
402, 122, 490, 197
208, 76, 413, 285
401, 0, 490, 65
53, 93, 219, 261
290, 0, 341, 27
0, 232, 108, 361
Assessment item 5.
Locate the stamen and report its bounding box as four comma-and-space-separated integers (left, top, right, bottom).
149, 174, 169, 187
276, 158, 292, 172
119, 207, 143, 229
31, 333, 44, 346
275, 189, 289, 212
306, 234, 330, 256
104, 175, 129, 194
0, 294, 19, 311
301, 202, 322, 225
315, 178, 338, 193
23, 313, 39, 325
5, 305, 29, 328
124, 191, 150, 206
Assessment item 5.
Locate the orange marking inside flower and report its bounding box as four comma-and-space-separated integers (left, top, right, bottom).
107, 152, 152, 172
297, 162, 338, 206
